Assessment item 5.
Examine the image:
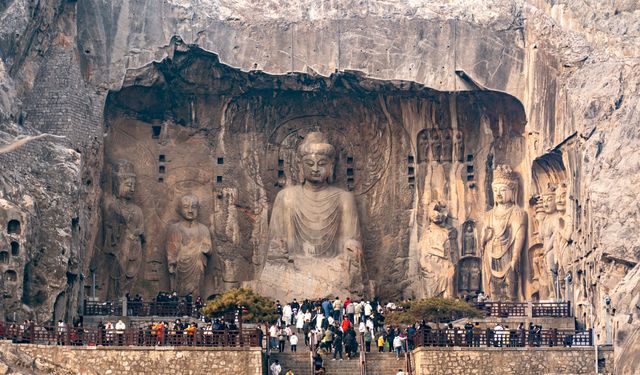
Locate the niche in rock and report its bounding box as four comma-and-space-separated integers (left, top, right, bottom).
97, 44, 527, 301
7, 219, 20, 235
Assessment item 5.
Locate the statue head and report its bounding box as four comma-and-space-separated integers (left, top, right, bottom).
491, 165, 518, 206
297, 132, 336, 185
555, 182, 567, 212
112, 159, 136, 200
178, 194, 200, 221
542, 183, 557, 214
428, 201, 448, 226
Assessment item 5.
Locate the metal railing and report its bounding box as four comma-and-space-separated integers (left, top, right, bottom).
476, 301, 572, 318
84, 300, 202, 318
0, 323, 260, 347
413, 328, 592, 348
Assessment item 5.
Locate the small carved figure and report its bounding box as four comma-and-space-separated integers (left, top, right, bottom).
458, 258, 481, 293
420, 201, 457, 297
453, 129, 464, 162
103, 160, 145, 298
462, 221, 476, 256
481, 165, 527, 301
166, 195, 212, 297
417, 129, 429, 163
428, 129, 442, 162
441, 129, 453, 162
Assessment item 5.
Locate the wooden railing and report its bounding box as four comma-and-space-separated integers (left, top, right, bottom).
0, 322, 260, 348
412, 327, 592, 348
84, 301, 202, 318
476, 301, 572, 318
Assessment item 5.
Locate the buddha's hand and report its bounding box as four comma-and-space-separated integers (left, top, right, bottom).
168, 263, 176, 274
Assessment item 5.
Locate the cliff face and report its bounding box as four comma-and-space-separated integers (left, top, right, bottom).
0, 0, 638, 372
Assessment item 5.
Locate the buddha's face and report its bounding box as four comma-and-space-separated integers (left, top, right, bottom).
429, 205, 446, 224
179, 197, 199, 221
555, 187, 567, 212
116, 176, 136, 200
492, 183, 514, 205
542, 194, 557, 214
301, 153, 333, 184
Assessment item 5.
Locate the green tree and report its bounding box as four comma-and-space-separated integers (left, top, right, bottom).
202, 288, 279, 323
385, 297, 483, 326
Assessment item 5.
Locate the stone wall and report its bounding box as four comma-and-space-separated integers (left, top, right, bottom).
0, 341, 262, 375
411, 346, 608, 375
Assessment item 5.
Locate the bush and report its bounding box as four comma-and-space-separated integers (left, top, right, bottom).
202, 288, 279, 323
385, 297, 483, 326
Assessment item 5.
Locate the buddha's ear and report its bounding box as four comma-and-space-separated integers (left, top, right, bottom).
327, 161, 336, 184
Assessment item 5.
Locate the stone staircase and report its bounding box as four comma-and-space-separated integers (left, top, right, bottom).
269, 351, 408, 375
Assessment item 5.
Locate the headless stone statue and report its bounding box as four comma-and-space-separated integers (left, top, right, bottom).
166, 194, 212, 297
481, 165, 527, 301
103, 160, 144, 298
258, 131, 364, 300
419, 201, 457, 298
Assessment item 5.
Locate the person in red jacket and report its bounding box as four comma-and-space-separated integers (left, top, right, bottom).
341, 316, 351, 333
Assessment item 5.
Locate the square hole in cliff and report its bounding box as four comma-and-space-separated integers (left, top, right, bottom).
216, 176, 223, 183
11, 242, 19, 256
159, 154, 166, 162
217, 157, 224, 165
152, 126, 162, 139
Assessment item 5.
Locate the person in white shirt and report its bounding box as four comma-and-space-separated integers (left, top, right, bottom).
358, 320, 366, 334
296, 310, 305, 332
393, 335, 404, 359
364, 302, 373, 317
283, 304, 293, 325
269, 324, 278, 349
396, 370, 406, 375
115, 320, 126, 345
290, 332, 299, 352
270, 360, 282, 375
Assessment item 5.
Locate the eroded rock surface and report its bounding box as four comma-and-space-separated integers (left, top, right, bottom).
0, 0, 638, 372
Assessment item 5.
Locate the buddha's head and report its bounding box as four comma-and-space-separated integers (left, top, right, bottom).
112, 159, 136, 200
491, 165, 518, 206
178, 194, 200, 221
542, 184, 557, 214
428, 201, 448, 225
555, 182, 567, 212
297, 132, 336, 185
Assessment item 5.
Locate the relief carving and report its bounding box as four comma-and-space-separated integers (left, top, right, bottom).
441, 129, 453, 162
481, 165, 527, 301
103, 160, 144, 298
166, 194, 212, 297
462, 220, 477, 256
453, 129, 465, 163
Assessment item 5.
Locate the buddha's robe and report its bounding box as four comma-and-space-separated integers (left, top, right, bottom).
166, 222, 212, 296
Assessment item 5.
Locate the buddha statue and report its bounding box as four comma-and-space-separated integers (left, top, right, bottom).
259, 131, 364, 299
166, 194, 212, 297
554, 182, 573, 290
481, 165, 527, 301
103, 159, 145, 298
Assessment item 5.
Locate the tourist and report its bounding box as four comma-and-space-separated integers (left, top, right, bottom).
377, 333, 385, 352
332, 297, 342, 321
270, 360, 282, 375
313, 352, 324, 372
56, 320, 67, 345
283, 303, 293, 326
278, 328, 287, 353
115, 319, 126, 346
393, 334, 404, 360
285, 369, 294, 375
341, 316, 351, 333
295, 310, 305, 332
290, 332, 298, 352
363, 327, 372, 352
321, 298, 332, 320
396, 370, 406, 375
345, 297, 355, 323
269, 323, 278, 350
332, 331, 344, 360
354, 301, 363, 325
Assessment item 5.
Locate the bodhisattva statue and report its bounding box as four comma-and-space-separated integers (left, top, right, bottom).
481, 165, 527, 301
554, 183, 573, 278
103, 159, 144, 298
536, 184, 560, 299
419, 201, 457, 297
166, 195, 212, 297
259, 131, 364, 299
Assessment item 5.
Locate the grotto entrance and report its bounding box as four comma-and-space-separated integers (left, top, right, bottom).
93, 44, 528, 303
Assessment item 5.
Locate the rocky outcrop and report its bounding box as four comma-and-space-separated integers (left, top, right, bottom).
0, 0, 638, 371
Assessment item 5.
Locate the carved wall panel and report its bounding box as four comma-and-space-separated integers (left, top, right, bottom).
95, 48, 528, 301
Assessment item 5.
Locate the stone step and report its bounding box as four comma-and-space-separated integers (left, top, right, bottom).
269, 351, 411, 375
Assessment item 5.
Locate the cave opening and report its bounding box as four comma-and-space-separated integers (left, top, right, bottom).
11, 241, 19, 256
99, 45, 527, 301
7, 219, 21, 235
